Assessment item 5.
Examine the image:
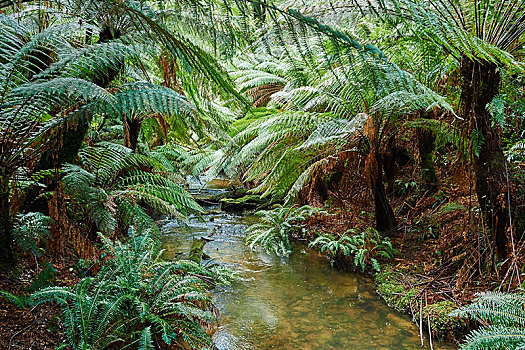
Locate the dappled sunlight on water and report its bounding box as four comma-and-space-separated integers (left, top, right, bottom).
161, 210, 456, 350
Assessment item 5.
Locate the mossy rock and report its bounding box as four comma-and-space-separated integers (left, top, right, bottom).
423, 301, 467, 342
375, 270, 420, 313
220, 195, 268, 212
194, 188, 249, 206
375, 269, 467, 342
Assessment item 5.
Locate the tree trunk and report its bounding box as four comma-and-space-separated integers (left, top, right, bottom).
23, 116, 89, 214
0, 170, 13, 268
123, 117, 141, 152
368, 154, 397, 234
417, 111, 438, 195
460, 57, 509, 259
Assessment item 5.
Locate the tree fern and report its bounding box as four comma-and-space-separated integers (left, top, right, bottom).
63, 142, 203, 234
11, 212, 51, 258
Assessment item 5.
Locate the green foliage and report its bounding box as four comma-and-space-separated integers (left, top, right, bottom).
487, 96, 508, 128
309, 227, 397, 271
12, 212, 51, 258
353, 0, 523, 67
375, 270, 421, 313
471, 130, 485, 158
246, 204, 323, 256
29, 262, 57, 292
309, 234, 357, 258
210, 9, 451, 203
0, 289, 30, 308
31, 228, 234, 350
452, 292, 525, 350
63, 142, 203, 233
394, 179, 418, 196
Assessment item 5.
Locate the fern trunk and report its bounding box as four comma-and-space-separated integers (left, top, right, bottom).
0, 169, 13, 268
123, 117, 141, 152
370, 155, 397, 234
460, 57, 510, 259
417, 111, 437, 195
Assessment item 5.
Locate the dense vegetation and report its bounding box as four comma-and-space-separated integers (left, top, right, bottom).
2, 0, 525, 349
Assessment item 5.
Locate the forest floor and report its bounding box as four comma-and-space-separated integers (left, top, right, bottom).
0, 252, 79, 349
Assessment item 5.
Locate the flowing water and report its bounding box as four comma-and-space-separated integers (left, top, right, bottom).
161, 209, 457, 350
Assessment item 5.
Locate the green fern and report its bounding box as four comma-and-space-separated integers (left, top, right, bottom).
12, 212, 51, 258
452, 292, 525, 349
31, 228, 234, 349
309, 227, 397, 271
246, 204, 324, 256
63, 142, 203, 234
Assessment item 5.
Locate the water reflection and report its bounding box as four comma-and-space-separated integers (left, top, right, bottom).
161, 211, 456, 350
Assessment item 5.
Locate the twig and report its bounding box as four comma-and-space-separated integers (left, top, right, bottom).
426, 291, 434, 350
419, 296, 424, 347
8, 305, 39, 349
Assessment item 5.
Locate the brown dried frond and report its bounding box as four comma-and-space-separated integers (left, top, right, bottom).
48, 185, 98, 262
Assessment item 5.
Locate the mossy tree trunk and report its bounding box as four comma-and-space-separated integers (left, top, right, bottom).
0, 169, 13, 268
460, 57, 510, 259
417, 111, 438, 195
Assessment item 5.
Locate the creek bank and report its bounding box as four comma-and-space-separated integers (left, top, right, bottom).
290, 224, 465, 345
303, 240, 467, 343
190, 187, 273, 211
191, 186, 274, 212
192, 186, 463, 347
220, 194, 271, 212
374, 268, 468, 343
161, 209, 454, 349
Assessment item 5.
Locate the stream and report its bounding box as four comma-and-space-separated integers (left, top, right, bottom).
160, 208, 456, 349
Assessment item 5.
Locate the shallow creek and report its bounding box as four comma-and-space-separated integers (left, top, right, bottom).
160, 209, 457, 350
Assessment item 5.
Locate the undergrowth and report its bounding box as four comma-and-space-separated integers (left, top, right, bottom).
27, 228, 235, 350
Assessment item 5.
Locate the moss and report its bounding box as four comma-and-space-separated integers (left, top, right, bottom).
423, 301, 467, 342
220, 195, 269, 212
375, 269, 420, 313
233, 195, 262, 204
375, 268, 467, 342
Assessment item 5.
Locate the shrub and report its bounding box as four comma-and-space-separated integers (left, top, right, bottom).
31, 228, 234, 350
246, 204, 323, 256
309, 227, 397, 271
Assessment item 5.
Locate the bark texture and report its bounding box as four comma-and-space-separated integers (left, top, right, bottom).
123, 117, 142, 152
369, 154, 397, 234
460, 57, 509, 259
0, 170, 13, 267
417, 111, 438, 195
